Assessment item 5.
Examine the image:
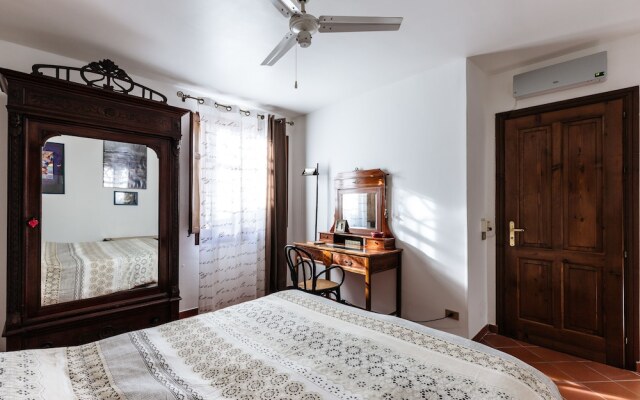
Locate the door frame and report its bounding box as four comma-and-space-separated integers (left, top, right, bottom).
495, 87, 639, 370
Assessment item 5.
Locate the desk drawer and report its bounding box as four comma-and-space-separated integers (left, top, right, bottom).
301, 247, 326, 264
319, 232, 334, 242
365, 237, 395, 250
333, 253, 366, 272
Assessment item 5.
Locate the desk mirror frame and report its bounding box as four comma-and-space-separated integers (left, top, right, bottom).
330, 169, 393, 238
1, 63, 188, 350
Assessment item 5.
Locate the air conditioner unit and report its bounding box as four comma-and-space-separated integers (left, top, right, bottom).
513, 51, 607, 99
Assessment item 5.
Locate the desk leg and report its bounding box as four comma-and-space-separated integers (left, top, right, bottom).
322, 251, 332, 280
396, 260, 402, 318
365, 268, 372, 311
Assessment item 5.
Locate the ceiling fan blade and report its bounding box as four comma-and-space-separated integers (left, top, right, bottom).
261, 32, 297, 66
269, 0, 301, 18
318, 16, 403, 32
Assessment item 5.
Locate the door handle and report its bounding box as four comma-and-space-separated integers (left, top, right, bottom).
509, 221, 525, 247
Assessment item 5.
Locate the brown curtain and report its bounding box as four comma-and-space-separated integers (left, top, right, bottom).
265, 116, 289, 294
189, 112, 201, 245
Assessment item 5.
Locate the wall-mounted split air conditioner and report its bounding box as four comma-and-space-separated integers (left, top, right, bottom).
513, 51, 607, 99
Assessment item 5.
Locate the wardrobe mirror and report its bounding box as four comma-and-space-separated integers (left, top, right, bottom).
40, 135, 159, 306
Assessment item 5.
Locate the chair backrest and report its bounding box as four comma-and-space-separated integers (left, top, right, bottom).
284, 245, 318, 291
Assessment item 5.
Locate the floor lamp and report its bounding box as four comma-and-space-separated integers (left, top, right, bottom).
302, 163, 319, 241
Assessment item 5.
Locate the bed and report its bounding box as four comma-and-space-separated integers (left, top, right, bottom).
41, 237, 158, 305
0, 290, 560, 399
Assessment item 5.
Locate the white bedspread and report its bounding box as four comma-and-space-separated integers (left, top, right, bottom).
41, 237, 158, 305
0, 290, 561, 399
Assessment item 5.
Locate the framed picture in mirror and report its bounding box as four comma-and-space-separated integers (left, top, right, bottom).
103, 141, 148, 189
42, 142, 64, 194
114, 191, 138, 206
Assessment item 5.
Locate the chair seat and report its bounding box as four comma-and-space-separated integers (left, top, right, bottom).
298, 279, 340, 291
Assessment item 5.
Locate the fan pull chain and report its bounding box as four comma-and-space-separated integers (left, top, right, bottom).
295, 45, 299, 89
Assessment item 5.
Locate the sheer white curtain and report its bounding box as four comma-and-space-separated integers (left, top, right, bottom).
198, 107, 267, 312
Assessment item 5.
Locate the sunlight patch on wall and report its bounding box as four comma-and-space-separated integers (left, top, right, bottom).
394, 187, 467, 288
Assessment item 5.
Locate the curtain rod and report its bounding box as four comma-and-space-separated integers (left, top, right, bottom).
176, 91, 293, 125
177, 90, 205, 104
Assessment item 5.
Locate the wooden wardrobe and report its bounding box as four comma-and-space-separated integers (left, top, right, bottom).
1, 60, 187, 350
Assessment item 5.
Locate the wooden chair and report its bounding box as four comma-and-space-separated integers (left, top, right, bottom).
285, 245, 345, 301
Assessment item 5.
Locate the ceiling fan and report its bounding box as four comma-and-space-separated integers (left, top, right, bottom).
262, 0, 403, 66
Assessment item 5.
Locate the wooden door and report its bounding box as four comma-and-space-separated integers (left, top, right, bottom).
498, 91, 638, 368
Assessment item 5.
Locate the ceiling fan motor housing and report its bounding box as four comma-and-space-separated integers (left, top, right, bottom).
290, 13, 318, 48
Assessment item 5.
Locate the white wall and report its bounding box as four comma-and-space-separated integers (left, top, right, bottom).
297, 60, 470, 337
470, 31, 640, 328
466, 60, 491, 338
42, 135, 158, 243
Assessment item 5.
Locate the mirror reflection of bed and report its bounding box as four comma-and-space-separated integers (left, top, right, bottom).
40, 135, 159, 306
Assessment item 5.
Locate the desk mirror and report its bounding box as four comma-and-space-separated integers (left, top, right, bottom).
339, 191, 377, 230
40, 135, 159, 306
332, 169, 393, 237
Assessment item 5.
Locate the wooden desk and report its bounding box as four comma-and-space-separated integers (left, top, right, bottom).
294, 242, 402, 316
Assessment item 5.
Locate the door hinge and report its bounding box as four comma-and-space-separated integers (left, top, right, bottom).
625, 337, 629, 345
623, 111, 627, 118
624, 250, 628, 259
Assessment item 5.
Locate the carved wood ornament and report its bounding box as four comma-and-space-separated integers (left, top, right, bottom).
32, 59, 167, 102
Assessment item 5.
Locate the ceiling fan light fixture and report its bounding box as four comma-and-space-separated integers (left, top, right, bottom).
297, 31, 312, 48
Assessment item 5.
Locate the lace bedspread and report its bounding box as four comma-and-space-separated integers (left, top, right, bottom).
0, 290, 561, 399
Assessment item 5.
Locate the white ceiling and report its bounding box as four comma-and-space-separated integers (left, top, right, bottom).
1, 0, 640, 116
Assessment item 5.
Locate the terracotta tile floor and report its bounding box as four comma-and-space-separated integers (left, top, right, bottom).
478, 333, 640, 399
